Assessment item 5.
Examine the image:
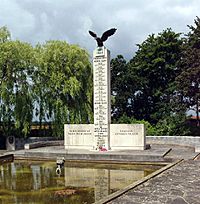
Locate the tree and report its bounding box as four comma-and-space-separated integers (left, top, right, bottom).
111, 55, 130, 120
0, 26, 11, 43
34, 41, 93, 137
128, 28, 184, 124
0, 27, 93, 139
176, 17, 200, 127
0, 27, 35, 137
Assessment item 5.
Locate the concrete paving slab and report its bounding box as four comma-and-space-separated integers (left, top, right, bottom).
153, 144, 197, 160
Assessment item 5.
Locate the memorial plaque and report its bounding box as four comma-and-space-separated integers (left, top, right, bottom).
110, 124, 146, 150
64, 124, 94, 149
93, 47, 111, 150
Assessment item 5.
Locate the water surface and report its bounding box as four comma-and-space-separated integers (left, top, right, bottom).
0, 160, 163, 204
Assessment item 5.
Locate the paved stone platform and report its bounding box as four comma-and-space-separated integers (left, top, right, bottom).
8, 144, 172, 163
106, 160, 200, 204
94, 144, 200, 204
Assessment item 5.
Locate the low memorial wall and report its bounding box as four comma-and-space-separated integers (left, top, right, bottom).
147, 136, 200, 146
110, 124, 146, 150
64, 124, 146, 150
64, 124, 94, 149
24, 140, 63, 150
14, 137, 58, 150
147, 136, 200, 152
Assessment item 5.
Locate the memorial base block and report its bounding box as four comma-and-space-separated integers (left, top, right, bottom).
64, 124, 94, 149
110, 124, 146, 150
64, 124, 146, 150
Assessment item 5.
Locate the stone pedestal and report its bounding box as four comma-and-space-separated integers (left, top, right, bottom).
110, 124, 146, 150
93, 47, 111, 150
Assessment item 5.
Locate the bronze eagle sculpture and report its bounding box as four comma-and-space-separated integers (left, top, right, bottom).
89, 28, 117, 47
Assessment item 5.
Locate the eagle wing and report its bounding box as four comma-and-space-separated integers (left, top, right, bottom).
89, 30, 97, 38
101, 28, 117, 42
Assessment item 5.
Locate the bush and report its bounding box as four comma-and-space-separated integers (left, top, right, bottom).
114, 114, 158, 135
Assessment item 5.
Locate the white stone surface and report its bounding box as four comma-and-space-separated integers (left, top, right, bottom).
64, 124, 94, 149
110, 124, 146, 150
195, 145, 200, 152
93, 46, 111, 150
24, 144, 30, 150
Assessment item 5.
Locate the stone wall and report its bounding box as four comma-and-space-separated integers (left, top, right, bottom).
147, 136, 200, 146
24, 140, 63, 150
15, 137, 56, 150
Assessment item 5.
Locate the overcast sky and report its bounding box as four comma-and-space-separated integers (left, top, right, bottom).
1, 0, 200, 59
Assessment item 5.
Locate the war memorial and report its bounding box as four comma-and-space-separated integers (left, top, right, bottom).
64, 28, 146, 151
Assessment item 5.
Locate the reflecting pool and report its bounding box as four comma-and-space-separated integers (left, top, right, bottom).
0, 160, 163, 204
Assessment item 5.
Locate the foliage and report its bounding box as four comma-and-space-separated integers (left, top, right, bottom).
176, 17, 200, 127
128, 28, 184, 124
111, 55, 131, 119
0, 30, 35, 137
111, 28, 194, 135
0, 26, 11, 43
155, 112, 190, 136
115, 114, 158, 136
34, 41, 93, 137
0, 27, 93, 138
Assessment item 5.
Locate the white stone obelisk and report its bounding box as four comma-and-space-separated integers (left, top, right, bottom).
93, 46, 111, 150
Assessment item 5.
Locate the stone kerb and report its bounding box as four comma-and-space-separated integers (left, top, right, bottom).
110, 124, 146, 150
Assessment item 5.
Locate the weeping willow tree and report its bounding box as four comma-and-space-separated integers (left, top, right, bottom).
0, 26, 35, 137
34, 41, 93, 138
0, 27, 93, 138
